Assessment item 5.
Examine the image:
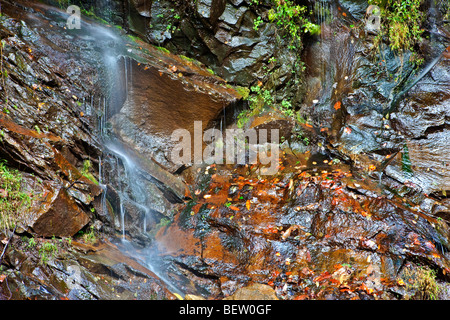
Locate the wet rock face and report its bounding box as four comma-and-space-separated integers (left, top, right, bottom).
0, 1, 105, 236
30, 187, 91, 238
390, 56, 450, 195
130, 0, 281, 86
0, 236, 176, 300
108, 41, 240, 172
156, 153, 450, 299
111, 63, 232, 171
300, 7, 450, 198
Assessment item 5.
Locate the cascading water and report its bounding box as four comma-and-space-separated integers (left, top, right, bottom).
55, 10, 186, 296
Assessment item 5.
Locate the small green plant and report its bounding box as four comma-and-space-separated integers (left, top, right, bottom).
155, 46, 170, 54
266, 0, 317, 49
0, 160, 31, 232
402, 266, 440, 300
127, 34, 142, 43
369, 0, 425, 64
82, 225, 97, 244
65, 236, 72, 246
280, 100, 294, 117
253, 16, 263, 31
401, 143, 413, 177
80, 159, 98, 185
26, 237, 36, 249
39, 241, 58, 265
235, 86, 250, 100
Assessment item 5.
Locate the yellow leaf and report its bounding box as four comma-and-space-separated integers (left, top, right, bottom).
173, 293, 183, 300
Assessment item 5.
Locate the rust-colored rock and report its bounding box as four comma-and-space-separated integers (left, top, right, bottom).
30, 187, 90, 237
224, 282, 278, 300
110, 41, 241, 172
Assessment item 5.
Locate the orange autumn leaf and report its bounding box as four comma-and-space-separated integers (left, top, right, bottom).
246, 200, 251, 210
79, 111, 84, 117
342, 12, 347, 17
229, 206, 240, 211
304, 123, 313, 128
334, 101, 341, 110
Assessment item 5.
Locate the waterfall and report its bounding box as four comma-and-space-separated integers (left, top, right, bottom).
314, 0, 331, 89
82, 17, 183, 295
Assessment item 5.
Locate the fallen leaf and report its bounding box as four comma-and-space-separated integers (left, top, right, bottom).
344, 127, 352, 134
246, 200, 251, 210
432, 253, 441, 259
229, 206, 240, 211
203, 194, 211, 199
334, 101, 341, 110
0, 274, 6, 283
